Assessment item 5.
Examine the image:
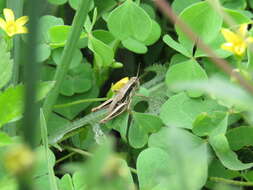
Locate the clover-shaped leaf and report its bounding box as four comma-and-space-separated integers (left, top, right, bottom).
166, 59, 208, 97
226, 126, 253, 151
137, 147, 172, 189
176, 1, 222, 53
38, 15, 64, 44
160, 92, 226, 129
143, 127, 208, 190
107, 0, 152, 41
52, 48, 82, 69
88, 35, 114, 67
192, 111, 228, 137
128, 112, 163, 148
209, 134, 253, 171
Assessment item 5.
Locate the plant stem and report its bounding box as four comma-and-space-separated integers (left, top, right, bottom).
209, 177, 253, 186
55, 152, 76, 164
63, 145, 93, 157
63, 145, 138, 174
20, 0, 42, 189
42, 0, 91, 121
54, 97, 108, 108
7, 0, 24, 85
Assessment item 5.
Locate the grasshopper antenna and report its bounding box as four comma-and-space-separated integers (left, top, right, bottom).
136, 62, 141, 77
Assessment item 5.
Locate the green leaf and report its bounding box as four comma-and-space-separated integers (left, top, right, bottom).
128, 112, 163, 148
147, 127, 208, 190
128, 120, 148, 149
221, 0, 246, 10
0, 0, 6, 12
209, 134, 253, 171
137, 147, 172, 189
69, 0, 94, 10
106, 112, 129, 142
193, 111, 228, 137
107, 0, 152, 41
148, 127, 203, 152
226, 126, 253, 151
0, 132, 13, 147
48, 0, 67, 5
0, 177, 17, 190
176, 1, 222, 52
248, 44, 253, 70
206, 159, 240, 189
172, 0, 201, 14
140, 3, 156, 19
93, 0, 117, 16
223, 8, 251, 27
163, 34, 191, 57
47, 113, 71, 138
143, 20, 161, 46
34, 175, 51, 190
171, 76, 253, 110
34, 146, 56, 177
0, 82, 55, 127
194, 32, 232, 58
0, 39, 13, 89
36, 43, 51, 63
122, 37, 147, 54
73, 77, 92, 94
49, 25, 71, 47
52, 48, 82, 69
54, 84, 99, 120
88, 36, 114, 67
38, 15, 64, 44
160, 92, 226, 129
60, 75, 75, 96
59, 174, 74, 190
92, 30, 115, 45
170, 53, 189, 65
166, 59, 208, 97
40, 110, 59, 190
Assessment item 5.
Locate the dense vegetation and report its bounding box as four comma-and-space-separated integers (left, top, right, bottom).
1, 0, 253, 189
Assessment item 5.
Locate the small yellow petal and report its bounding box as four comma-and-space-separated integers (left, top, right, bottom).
16, 26, 28, 34
16, 16, 29, 26
238, 23, 248, 37
111, 77, 129, 92
221, 28, 241, 44
221, 42, 234, 52
246, 37, 253, 43
234, 45, 246, 56
0, 17, 6, 30
3, 8, 15, 22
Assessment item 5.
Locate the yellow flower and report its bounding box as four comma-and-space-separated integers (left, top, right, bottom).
111, 77, 129, 92
221, 23, 253, 56
0, 8, 29, 37
4, 144, 35, 176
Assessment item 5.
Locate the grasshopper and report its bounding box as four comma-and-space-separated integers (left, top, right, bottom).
91, 76, 140, 123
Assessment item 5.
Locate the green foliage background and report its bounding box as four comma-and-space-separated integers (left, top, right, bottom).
1, 0, 253, 189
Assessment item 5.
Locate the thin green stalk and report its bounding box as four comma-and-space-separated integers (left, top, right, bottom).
55, 152, 76, 164
54, 97, 108, 108
209, 177, 253, 186
20, 0, 43, 189
42, 0, 91, 121
63, 145, 93, 157
7, 0, 24, 84
6, 0, 24, 136
40, 110, 58, 190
